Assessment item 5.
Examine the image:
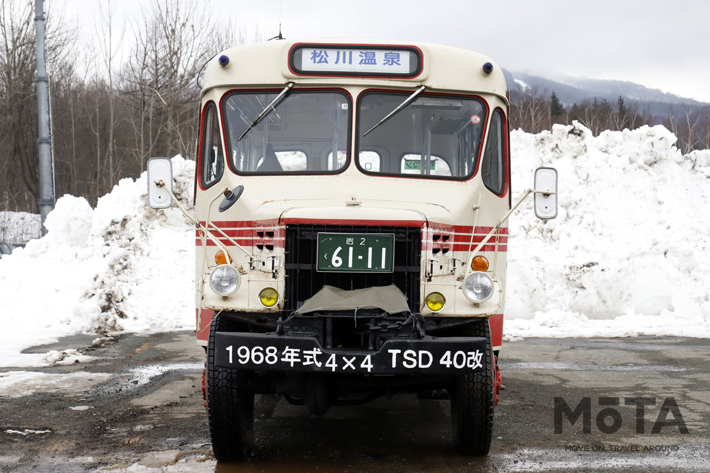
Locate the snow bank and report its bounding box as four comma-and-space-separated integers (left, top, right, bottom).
0, 157, 195, 367
506, 122, 710, 337
0, 211, 40, 243
1, 124, 709, 367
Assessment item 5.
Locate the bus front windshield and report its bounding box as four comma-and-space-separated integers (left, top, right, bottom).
357, 92, 486, 179
222, 90, 351, 174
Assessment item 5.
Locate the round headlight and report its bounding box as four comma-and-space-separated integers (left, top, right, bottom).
425, 292, 446, 313
210, 266, 240, 296
463, 272, 494, 303
259, 287, 279, 308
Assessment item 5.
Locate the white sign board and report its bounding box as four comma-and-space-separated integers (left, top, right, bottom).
298, 48, 412, 75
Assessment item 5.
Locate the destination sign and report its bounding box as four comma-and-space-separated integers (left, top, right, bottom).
290, 45, 421, 77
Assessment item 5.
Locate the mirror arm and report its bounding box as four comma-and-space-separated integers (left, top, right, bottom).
462, 188, 556, 279
153, 180, 253, 260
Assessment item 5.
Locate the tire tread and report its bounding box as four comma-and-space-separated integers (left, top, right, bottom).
451, 318, 494, 455
207, 315, 254, 461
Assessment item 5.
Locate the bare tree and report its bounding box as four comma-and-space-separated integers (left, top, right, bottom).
93, 0, 125, 189
701, 112, 710, 150
0, 0, 73, 211
683, 108, 702, 154
152, 0, 211, 157
121, 16, 161, 172
0, 0, 39, 211
510, 87, 551, 133
0, 0, 262, 212
120, 0, 261, 166
666, 107, 704, 155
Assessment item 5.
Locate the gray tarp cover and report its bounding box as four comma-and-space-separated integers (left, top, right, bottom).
295, 285, 410, 314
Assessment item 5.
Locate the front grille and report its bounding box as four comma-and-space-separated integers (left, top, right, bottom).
284, 224, 421, 313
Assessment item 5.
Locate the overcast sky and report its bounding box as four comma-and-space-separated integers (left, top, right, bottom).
63, 0, 710, 102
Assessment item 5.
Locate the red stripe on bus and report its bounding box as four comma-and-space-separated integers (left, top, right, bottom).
196, 240, 286, 248
280, 218, 426, 227
419, 244, 507, 253
199, 220, 254, 228
452, 234, 509, 244
453, 225, 509, 234
198, 229, 255, 238
197, 240, 505, 252
453, 244, 507, 252
200, 221, 507, 233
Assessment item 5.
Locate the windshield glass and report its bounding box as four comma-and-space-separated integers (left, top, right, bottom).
222, 90, 350, 174
357, 92, 486, 179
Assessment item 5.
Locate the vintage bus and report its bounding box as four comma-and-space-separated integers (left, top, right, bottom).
148, 38, 557, 461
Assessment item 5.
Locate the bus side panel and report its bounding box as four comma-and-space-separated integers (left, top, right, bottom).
490, 313, 504, 352
196, 309, 214, 343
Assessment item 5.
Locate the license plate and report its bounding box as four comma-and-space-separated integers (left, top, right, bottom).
317, 233, 394, 273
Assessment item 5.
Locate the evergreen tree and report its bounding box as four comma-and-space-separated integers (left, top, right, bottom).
550, 91, 564, 116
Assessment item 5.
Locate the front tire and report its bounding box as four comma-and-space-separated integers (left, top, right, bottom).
207, 315, 255, 461
450, 317, 494, 455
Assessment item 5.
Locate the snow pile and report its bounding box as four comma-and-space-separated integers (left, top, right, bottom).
0, 157, 195, 367
506, 122, 710, 337
0, 370, 112, 398
0, 211, 40, 243
1, 124, 710, 366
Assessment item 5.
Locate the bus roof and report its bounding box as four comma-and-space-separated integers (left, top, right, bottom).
202, 39, 508, 103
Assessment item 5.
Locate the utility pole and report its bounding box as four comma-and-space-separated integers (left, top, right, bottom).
34, 0, 55, 235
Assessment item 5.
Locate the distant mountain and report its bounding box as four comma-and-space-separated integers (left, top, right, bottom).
502, 69, 708, 122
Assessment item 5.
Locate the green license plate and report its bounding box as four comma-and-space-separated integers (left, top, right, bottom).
317, 233, 395, 273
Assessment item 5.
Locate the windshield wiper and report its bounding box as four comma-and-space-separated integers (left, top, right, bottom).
238, 82, 294, 141
363, 85, 426, 137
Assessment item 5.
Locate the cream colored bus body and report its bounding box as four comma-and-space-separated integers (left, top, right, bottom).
194, 39, 510, 351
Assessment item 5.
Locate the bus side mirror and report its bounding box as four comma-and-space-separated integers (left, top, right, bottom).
147, 157, 173, 209
534, 167, 557, 220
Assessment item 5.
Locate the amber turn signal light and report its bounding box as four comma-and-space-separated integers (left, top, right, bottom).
472, 255, 489, 272
215, 250, 232, 265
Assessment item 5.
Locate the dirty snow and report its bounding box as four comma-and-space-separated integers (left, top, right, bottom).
5, 429, 52, 436
128, 363, 204, 387
0, 371, 112, 398
0, 211, 40, 244
41, 349, 94, 366
0, 156, 195, 367
0, 125, 709, 369
96, 457, 215, 472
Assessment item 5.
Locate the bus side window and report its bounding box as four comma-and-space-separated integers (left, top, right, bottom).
481, 110, 505, 195
201, 102, 224, 188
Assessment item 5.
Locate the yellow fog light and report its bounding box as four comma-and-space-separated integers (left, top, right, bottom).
215, 250, 232, 265
259, 287, 279, 308
472, 255, 489, 272
425, 292, 446, 313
